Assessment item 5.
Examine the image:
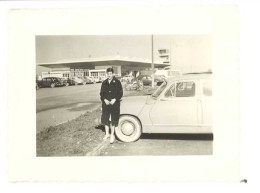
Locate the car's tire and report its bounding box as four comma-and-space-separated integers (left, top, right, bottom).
65, 83, 69, 86
115, 115, 142, 142
83, 82, 86, 85
75, 82, 78, 86
50, 83, 55, 88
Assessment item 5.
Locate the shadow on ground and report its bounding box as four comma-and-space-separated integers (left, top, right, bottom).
95, 125, 213, 141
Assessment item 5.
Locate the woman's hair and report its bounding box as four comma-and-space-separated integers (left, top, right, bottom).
106, 67, 114, 73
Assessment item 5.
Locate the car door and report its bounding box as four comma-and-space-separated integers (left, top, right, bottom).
46, 78, 52, 87
41, 78, 47, 87
149, 80, 199, 132
198, 79, 212, 132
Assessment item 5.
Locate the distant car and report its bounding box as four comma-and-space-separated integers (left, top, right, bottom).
125, 78, 143, 91
122, 75, 134, 83
83, 76, 96, 84
38, 77, 68, 88
89, 76, 102, 83
99, 76, 106, 82
115, 73, 213, 142
137, 75, 165, 86
114, 74, 122, 81
67, 77, 85, 85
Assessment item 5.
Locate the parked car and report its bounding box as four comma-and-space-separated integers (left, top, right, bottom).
84, 76, 96, 84
114, 74, 122, 81
121, 75, 134, 83
89, 76, 102, 83
125, 78, 143, 91
67, 77, 85, 85
38, 77, 68, 88
115, 73, 212, 142
137, 75, 163, 86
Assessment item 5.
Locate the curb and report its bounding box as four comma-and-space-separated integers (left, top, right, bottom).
86, 139, 110, 156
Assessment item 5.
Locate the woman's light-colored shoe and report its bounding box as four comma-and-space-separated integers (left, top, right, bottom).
110, 134, 115, 144
103, 135, 110, 140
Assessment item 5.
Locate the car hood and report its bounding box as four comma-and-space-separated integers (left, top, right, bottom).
120, 95, 149, 116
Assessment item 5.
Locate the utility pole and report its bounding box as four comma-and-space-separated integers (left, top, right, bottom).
151, 35, 154, 88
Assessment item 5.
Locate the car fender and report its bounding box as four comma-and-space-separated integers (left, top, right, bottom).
120, 96, 148, 116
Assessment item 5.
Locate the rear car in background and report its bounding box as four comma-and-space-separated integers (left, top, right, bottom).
67, 77, 85, 85
84, 76, 96, 84
121, 75, 134, 83
114, 74, 122, 81
137, 75, 164, 86
37, 77, 68, 88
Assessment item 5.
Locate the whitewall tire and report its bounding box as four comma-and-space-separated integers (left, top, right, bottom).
115, 115, 142, 142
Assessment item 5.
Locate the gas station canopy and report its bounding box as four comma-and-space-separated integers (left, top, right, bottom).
37, 56, 170, 69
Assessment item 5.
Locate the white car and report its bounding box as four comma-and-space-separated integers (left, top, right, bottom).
116, 72, 213, 142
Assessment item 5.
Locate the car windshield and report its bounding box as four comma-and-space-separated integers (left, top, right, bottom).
151, 81, 167, 98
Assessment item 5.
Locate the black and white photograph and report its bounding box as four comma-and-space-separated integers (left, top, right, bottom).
7, 4, 241, 182
36, 35, 213, 156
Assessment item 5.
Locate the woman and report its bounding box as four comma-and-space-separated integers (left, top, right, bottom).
100, 68, 123, 144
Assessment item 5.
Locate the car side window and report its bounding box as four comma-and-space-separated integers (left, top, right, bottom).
203, 80, 212, 96
176, 81, 195, 97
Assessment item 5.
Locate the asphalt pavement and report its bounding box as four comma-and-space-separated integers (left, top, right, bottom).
36, 83, 102, 133
100, 134, 213, 156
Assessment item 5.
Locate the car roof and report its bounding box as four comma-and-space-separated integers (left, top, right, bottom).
166, 72, 212, 83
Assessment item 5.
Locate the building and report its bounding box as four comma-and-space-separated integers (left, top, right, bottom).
37, 55, 169, 77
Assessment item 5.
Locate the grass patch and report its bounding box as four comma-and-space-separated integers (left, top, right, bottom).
37, 108, 104, 156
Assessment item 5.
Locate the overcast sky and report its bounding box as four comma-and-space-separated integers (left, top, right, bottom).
36, 35, 211, 74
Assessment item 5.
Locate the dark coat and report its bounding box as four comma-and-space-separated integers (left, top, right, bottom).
100, 77, 123, 109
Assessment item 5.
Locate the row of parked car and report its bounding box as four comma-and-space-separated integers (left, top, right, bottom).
124, 75, 165, 90
36, 76, 101, 89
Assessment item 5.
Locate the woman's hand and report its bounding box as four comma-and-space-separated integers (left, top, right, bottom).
104, 99, 110, 105
110, 98, 116, 105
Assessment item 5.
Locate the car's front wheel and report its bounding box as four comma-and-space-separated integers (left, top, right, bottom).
50, 83, 55, 88
115, 115, 142, 142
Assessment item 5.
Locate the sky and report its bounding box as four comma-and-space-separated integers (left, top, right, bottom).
36, 35, 211, 74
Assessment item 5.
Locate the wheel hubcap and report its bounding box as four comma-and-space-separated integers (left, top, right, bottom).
121, 122, 134, 136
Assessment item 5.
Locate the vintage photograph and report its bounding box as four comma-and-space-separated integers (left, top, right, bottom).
36, 35, 213, 156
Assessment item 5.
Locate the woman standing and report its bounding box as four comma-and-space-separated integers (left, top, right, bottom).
100, 68, 123, 144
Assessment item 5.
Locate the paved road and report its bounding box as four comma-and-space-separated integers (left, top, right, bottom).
36, 83, 101, 113
99, 134, 213, 156
36, 83, 102, 133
